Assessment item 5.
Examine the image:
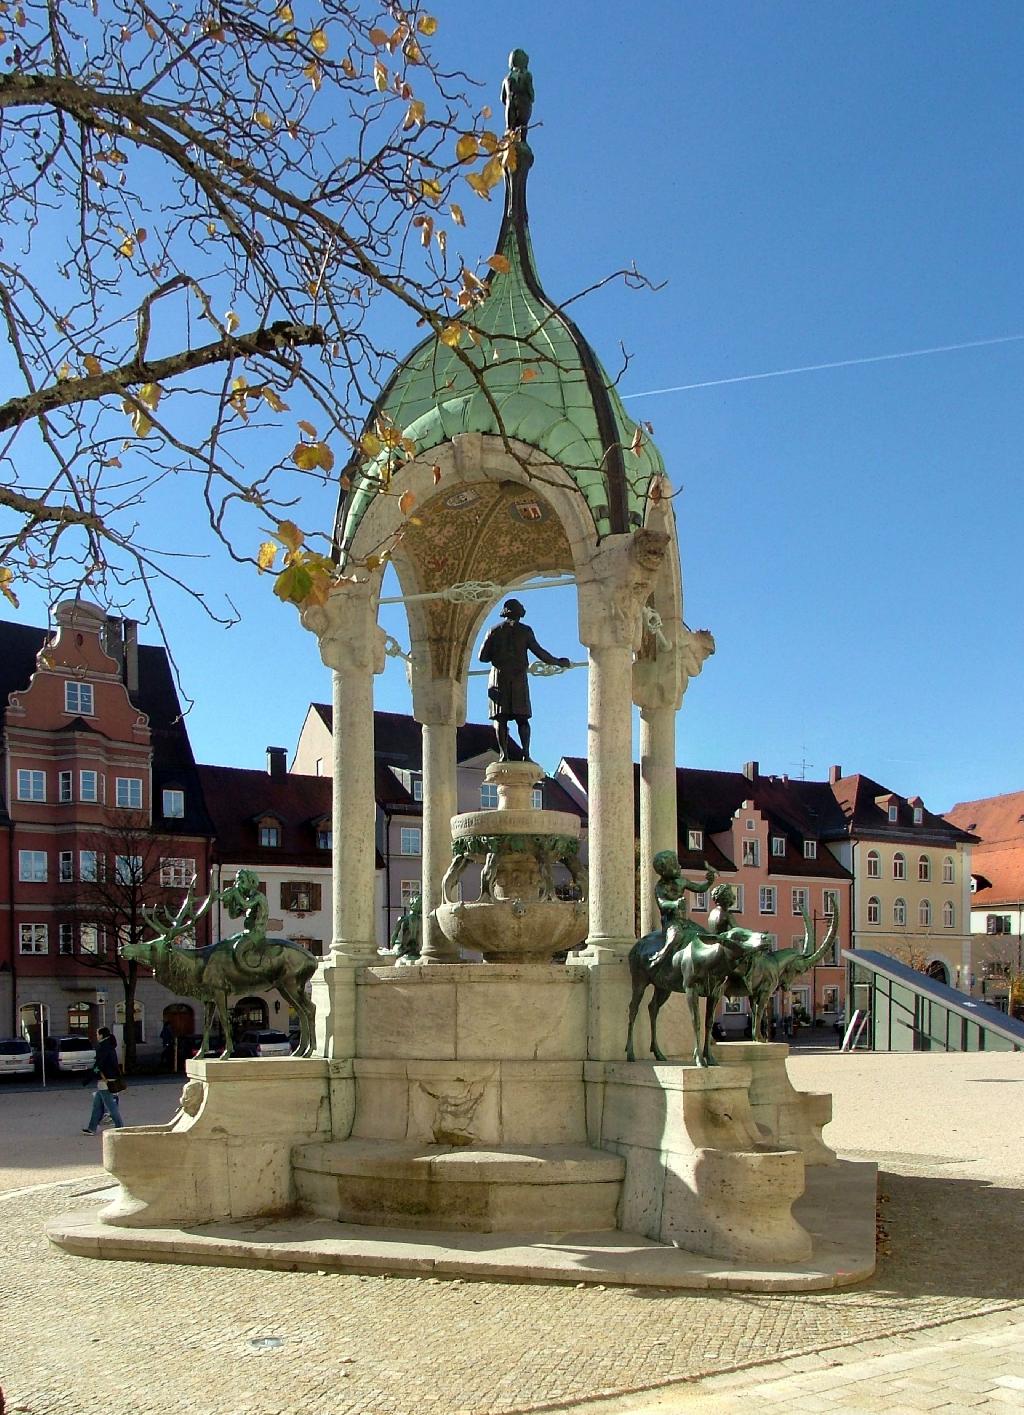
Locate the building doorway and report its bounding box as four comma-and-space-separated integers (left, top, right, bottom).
927, 960, 950, 985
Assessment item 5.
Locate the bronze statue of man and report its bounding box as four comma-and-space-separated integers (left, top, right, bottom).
478, 598, 570, 762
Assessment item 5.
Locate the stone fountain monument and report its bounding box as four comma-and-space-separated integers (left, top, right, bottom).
48, 52, 877, 1290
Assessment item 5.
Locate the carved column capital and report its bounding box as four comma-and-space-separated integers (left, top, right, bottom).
410, 668, 467, 729
576, 529, 669, 651
301, 583, 385, 676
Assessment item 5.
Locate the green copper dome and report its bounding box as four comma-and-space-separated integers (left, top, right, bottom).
336, 57, 664, 560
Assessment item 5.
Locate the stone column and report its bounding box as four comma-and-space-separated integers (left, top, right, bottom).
301, 585, 385, 1060
636, 690, 679, 938
412, 676, 466, 964
582, 636, 638, 956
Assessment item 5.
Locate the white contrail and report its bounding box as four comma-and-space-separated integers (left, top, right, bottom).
621, 332, 1024, 400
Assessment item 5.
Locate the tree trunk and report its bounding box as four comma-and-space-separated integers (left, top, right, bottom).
122, 964, 138, 1073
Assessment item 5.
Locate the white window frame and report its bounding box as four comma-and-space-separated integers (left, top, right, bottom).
943, 901, 955, 929
162, 787, 184, 818
866, 849, 880, 878
771, 836, 786, 857
744, 819, 756, 831
19, 923, 48, 954
742, 838, 761, 868
867, 896, 881, 925
913, 806, 923, 825
80, 769, 101, 803
731, 884, 745, 912
823, 889, 839, 916
919, 898, 932, 927
59, 851, 73, 883
64, 680, 94, 715
480, 783, 499, 809
400, 827, 422, 857
687, 828, 704, 851
18, 850, 47, 883
692, 890, 709, 912
803, 840, 818, 860
942, 856, 955, 884
412, 777, 424, 803
17, 769, 45, 802
316, 828, 332, 850
59, 770, 73, 803
531, 787, 544, 809
893, 897, 907, 926
258, 824, 281, 847
758, 885, 776, 915
400, 878, 420, 906
893, 852, 906, 880
791, 887, 809, 917
918, 854, 931, 882
115, 776, 143, 809
160, 857, 195, 888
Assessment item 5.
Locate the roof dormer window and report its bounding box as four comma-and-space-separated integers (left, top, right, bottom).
913, 806, 923, 825
803, 840, 817, 860
888, 803, 898, 823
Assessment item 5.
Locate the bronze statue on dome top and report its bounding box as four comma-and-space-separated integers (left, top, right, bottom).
501, 48, 534, 137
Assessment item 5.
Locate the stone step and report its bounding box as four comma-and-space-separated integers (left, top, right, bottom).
292, 1139, 625, 1233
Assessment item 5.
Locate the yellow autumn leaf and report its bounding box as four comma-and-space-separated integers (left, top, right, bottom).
139, 383, 162, 409
417, 14, 437, 35
0, 566, 18, 608
420, 177, 442, 201
83, 354, 102, 376
341, 54, 355, 77
465, 171, 493, 200
309, 27, 328, 54
455, 133, 478, 163
480, 155, 503, 188
450, 203, 465, 226
417, 216, 433, 247
363, 554, 381, 571
206, 221, 217, 236
368, 26, 388, 46
436, 228, 447, 254
276, 519, 304, 553
478, 130, 499, 154
254, 110, 274, 131
486, 254, 510, 274
276, 1, 292, 18
630, 425, 645, 455
373, 58, 388, 90
403, 98, 425, 129
225, 311, 240, 333
439, 322, 462, 347
297, 419, 318, 437
292, 442, 320, 471
403, 38, 422, 63
118, 235, 135, 258
313, 441, 335, 471
303, 61, 322, 91
261, 387, 289, 413
257, 541, 278, 572
398, 489, 416, 515
360, 431, 382, 458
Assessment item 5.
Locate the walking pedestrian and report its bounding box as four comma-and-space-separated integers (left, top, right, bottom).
81, 1027, 125, 1134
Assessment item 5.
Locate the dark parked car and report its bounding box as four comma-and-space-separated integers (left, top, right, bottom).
232, 1029, 293, 1058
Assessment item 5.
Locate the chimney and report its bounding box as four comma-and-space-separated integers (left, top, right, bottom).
123, 620, 139, 693
103, 615, 124, 671
743, 760, 758, 782
828, 764, 842, 785
266, 746, 287, 778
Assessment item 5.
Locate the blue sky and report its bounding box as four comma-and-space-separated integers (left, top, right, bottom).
11, 1, 1024, 811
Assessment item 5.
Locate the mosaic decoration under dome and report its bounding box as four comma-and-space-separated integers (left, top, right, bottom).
398, 480, 572, 679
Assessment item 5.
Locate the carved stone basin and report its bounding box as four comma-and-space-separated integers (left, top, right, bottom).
435, 897, 588, 964
432, 760, 589, 964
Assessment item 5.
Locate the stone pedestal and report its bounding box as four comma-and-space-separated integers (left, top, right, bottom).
715, 1042, 837, 1165
97, 1058, 341, 1228
585, 1061, 812, 1263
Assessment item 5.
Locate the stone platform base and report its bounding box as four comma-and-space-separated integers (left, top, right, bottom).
46, 1159, 877, 1292
292, 1140, 624, 1232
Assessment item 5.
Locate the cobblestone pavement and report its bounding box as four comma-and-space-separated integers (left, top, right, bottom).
1, 1054, 1022, 1415
1, 1167, 1021, 1415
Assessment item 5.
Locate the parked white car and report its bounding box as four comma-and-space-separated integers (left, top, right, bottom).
0, 1038, 34, 1077
234, 1029, 293, 1058
38, 1034, 96, 1073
